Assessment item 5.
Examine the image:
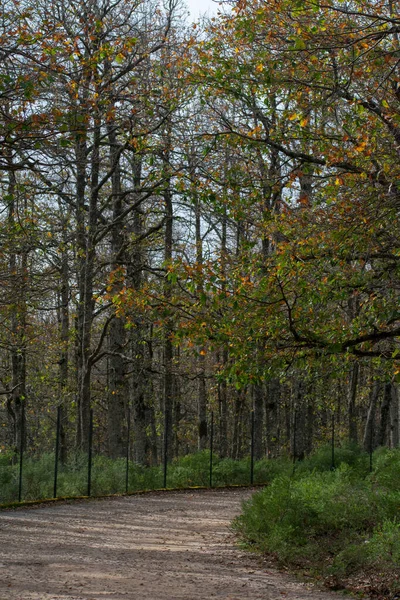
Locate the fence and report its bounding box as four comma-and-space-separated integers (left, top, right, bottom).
0, 404, 374, 506
1, 405, 265, 506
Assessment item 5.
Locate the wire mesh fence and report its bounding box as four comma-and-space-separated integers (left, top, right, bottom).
1, 401, 376, 506
0, 405, 276, 506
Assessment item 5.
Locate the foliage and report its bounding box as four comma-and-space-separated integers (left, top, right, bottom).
173, 0, 400, 384
295, 441, 369, 476
235, 448, 400, 596
0, 450, 276, 504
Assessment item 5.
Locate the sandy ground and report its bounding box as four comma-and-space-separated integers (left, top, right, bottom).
0, 488, 348, 600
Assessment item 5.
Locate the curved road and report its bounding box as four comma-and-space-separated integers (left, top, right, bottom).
0, 488, 344, 600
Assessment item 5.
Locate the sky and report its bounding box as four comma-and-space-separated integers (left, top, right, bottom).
185, 0, 220, 20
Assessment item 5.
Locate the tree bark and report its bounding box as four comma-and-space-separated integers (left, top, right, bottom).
348, 362, 359, 444
253, 383, 264, 460
6, 156, 27, 456
58, 210, 70, 464
266, 379, 280, 458
218, 350, 229, 458
390, 384, 399, 448
363, 381, 380, 452
107, 123, 128, 459
377, 382, 392, 447
163, 154, 174, 461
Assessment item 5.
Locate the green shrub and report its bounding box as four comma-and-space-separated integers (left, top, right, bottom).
253, 456, 293, 485
367, 520, 400, 565
235, 457, 400, 595
169, 450, 212, 487
371, 448, 400, 492
235, 466, 376, 561
296, 442, 369, 477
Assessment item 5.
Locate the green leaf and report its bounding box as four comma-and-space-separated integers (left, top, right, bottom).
294, 38, 307, 50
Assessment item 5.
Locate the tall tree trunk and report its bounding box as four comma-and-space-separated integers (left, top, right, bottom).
163, 151, 174, 460
363, 381, 380, 451
377, 382, 392, 447
253, 383, 264, 460
306, 391, 315, 456
348, 362, 359, 444
76, 110, 100, 452
232, 389, 245, 459
292, 380, 307, 460
58, 211, 70, 464
125, 157, 153, 465
74, 125, 91, 452
266, 379, 280, 458
191, 159, 207, 450
218, 350, 229, 458
172, 347, 181, 459
390, 384, 399, 448
6, 156, 27, 456
107, 123, 128, 459
218, 203, 228, 457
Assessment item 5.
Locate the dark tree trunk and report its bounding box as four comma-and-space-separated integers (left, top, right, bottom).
363, 381, 380, 452
232, 389, 245, 459
163, 150, 174, 460
291, 380, 309, 460
266, 379, 280, 458
58, 213, 70, 464
218, 205, 228, 458
107, 124, 128, 459
192, 162, 207, 450
390, 384, 399, 448
253, 383, 264, 460
218, 353, 228, 458
377, 382, 392, 447
348, 362, 359, 444
6, 158, 27, 456
74, 128, 92, 452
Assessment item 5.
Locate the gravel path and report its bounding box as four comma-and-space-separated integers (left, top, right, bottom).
0, 488, 346, 600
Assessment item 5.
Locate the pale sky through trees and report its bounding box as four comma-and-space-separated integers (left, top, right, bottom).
185, 0, 219, 19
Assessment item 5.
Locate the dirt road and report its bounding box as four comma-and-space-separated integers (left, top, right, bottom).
0, 488, 345, 600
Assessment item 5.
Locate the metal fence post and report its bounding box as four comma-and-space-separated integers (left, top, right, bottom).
53, 406, 61, 498
87, 409, 93, 497
209, 411, 214, 488
163, 407, 168, 488
18, 403, 25, 503
250, 410, 255, 485
126, 408, 131, 494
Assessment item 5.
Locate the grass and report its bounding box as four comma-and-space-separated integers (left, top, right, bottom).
0, 449, 282, 505
234, 444, 400, 599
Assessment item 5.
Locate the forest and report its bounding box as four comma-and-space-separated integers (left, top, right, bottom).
0, 0, 399, 478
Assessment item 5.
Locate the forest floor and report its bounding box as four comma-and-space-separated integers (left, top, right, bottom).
0, 488, 350, 600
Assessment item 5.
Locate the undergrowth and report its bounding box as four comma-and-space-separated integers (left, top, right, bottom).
234, 444, 400, 599
0, 449, 288, 504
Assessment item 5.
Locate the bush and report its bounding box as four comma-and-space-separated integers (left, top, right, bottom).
235, 466, 376, 560
235, 455, 400, 595
371, 447, 400, 492
295, 442, 369, 477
